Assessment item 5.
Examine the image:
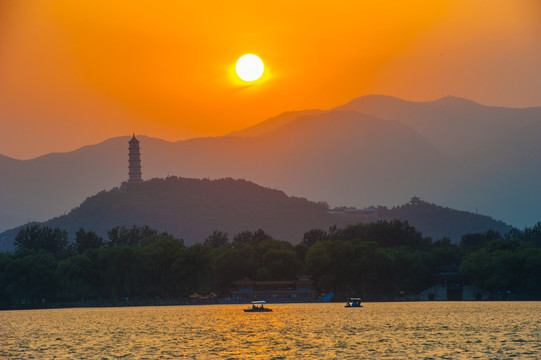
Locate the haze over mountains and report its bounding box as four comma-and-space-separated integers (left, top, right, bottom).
0, 177, 510, 252
1, 95, 540, 234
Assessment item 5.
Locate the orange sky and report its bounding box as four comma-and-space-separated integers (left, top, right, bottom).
1, 0, 540, 159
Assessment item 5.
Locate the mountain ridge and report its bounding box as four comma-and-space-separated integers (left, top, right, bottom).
1, 95, 540, 231
225, 109, 324, 138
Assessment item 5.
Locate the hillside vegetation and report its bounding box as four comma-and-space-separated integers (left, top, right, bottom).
381, 199, 511, 242
0, 177, 511, 252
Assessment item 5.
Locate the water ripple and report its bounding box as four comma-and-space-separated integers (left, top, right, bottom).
0, 302, 540, 359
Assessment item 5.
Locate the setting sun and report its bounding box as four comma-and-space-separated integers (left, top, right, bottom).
235, 54, 264, 82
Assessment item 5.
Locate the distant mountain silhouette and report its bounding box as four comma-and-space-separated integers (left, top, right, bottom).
336, 95, 541, 227
0, 177, 510, 252
225, 109, 324, 137
337, 95, 541, 157
0, 95, 540, 233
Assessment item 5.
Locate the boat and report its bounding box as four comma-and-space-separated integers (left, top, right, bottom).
244, 300, 272, 312
345, 297, 363, 308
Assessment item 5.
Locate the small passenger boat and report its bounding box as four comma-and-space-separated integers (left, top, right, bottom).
244, 300, 272, 312
345, 298, 363, 308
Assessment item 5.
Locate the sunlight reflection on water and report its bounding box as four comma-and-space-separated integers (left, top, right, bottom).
1, 302, 540, 359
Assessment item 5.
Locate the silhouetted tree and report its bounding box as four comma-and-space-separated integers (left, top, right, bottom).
75, 228, 105, 254
204, 231, 230, 249
55, 254, 96, 301
214, 247, 255, 292
232, 231, 254, 247
144, 237, 187, 297
519, 222, 541, 248
460, 238, 541, 299
260, 249, 301, 280
302, 229, 329, 247
0, 253, 12, 306
327, 225, 343, 241
340, 219, 431, 250
460, 230, 501, 252
232, 229, 272, 247
107, 225, 177, 247
4, 250, 58, 304
14, 225, 69, 259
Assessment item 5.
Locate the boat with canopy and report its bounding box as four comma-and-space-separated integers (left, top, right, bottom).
244, 300, 272, 312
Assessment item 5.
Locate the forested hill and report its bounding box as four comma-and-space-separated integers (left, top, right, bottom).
13, 177, 351, 247
380, 199, 512, 241
0, 177, 513, 252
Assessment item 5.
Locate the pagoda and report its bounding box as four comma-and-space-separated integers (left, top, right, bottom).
128, 134, 142, 183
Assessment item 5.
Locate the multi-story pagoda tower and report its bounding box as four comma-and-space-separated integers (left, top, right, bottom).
128, 134, 142, 183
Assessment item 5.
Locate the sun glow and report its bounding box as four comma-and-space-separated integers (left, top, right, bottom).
235, 54, 264, 82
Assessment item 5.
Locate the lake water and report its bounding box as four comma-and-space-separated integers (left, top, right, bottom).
1, 302, 540, 359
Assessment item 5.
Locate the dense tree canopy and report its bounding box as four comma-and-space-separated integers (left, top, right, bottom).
460, 238, 541, 298
1, 220, 540, 309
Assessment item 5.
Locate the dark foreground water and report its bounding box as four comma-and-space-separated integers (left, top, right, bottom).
1, 302, 540, 359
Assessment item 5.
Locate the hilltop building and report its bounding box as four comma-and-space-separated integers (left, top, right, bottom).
120, 134, 143, 190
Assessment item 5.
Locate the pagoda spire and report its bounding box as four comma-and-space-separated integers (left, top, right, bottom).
128, 134, 142, 183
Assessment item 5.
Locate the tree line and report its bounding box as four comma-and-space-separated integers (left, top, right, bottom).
1, 220, 540, 308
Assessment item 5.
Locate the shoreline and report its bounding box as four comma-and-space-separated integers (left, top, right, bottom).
2, 298, 534, 312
